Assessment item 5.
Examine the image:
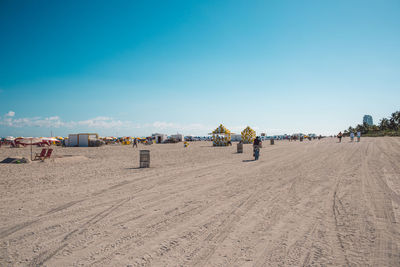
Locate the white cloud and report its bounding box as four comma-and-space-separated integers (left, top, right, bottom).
0, 114, 135, 129
5, 111, 15, 117
74, 117, 131, 129
2, 116, 63, 128
151, 121, 175, 129
0, 114, 213, 135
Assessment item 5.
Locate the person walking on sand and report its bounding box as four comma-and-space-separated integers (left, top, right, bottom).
253, 136, 262, 160
357, 131, 361, 142
132, 138, 138, 148
337, 132, 343, 143
350, 132, 354, 142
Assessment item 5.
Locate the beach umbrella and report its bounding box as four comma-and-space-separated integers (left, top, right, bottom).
5, 136, 15, 141
17, 137, 58, 160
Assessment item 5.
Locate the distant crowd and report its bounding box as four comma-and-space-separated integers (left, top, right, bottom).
336, 131, 361, 143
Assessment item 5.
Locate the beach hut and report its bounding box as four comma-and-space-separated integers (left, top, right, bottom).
152, 133, 167, 143
171, 133, 184, 142
211, 124, 231, 146
241, 126, 256, 144
67, 133, 99, 147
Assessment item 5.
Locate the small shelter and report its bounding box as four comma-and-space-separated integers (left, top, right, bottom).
67, 133, 99, 147
171, 133, 184, 142
241, 126, 256, 144
211, 124, 231, 146
152, 133, 167, 143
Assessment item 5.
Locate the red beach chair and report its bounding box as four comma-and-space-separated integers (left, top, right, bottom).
34, 149, 47, 160
43, 149, 53, 160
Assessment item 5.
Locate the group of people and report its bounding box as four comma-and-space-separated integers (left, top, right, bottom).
337, 131, 361, 143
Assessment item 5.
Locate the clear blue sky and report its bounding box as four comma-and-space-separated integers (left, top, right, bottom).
1, 0, 399, 137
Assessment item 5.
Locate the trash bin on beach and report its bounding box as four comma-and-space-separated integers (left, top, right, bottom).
270, 139, 274, 145
140, 150, 150, 168
237, 143, 243, 153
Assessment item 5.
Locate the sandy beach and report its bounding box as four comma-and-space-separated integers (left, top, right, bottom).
1, 137, 400, 266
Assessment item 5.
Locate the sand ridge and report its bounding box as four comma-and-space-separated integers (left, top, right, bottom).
0, 137, 400, 266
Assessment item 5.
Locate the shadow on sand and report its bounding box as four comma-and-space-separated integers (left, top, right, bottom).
242, 159, 255, 162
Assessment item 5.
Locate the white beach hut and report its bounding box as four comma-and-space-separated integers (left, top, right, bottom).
67, 133, 99, 147
152, 133, 167, 143
171, 133, 184, 142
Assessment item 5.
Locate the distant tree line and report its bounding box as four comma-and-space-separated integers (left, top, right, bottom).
344, 110, 400, 137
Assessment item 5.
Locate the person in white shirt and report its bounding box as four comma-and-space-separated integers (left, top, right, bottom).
350, 132, 355, 142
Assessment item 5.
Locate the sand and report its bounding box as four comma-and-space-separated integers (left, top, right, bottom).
1, 137, 400, 266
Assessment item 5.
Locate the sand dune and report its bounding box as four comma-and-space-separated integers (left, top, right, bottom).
1, 137, 400, 266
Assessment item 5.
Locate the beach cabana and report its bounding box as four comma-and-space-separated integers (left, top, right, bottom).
67, 133, 99, 147
171, 133, 184, 142
152, 133, 167, 143
241, 126, 256, 144
211, 124, 231, 146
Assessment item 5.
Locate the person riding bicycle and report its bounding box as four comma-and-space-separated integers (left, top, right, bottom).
253, 136, 262, 160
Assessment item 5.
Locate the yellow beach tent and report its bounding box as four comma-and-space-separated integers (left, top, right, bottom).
211, 124, 231, 146
241, 126, 256, 144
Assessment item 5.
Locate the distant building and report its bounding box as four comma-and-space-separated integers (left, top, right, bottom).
170, 133, 184, 142
152, 133, 167, 143
363, 115, 373, 126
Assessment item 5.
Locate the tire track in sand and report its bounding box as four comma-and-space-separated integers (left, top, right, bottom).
28, 197, 130, 266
